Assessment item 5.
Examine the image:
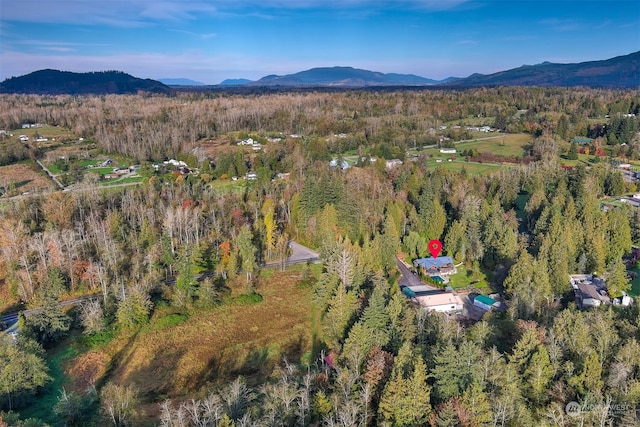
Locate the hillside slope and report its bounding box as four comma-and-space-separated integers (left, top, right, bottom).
0, 69, 173, 95
447, 51, 640, 88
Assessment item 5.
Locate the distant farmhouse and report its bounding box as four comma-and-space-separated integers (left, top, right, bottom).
385, 159, 403, 169
413, 256, 457, 283
329, 158, 350, 170
237, 137, 263, 151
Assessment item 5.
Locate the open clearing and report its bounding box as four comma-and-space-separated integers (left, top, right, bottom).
14, 125, 77, 141
59, 266, 317, 423
0, 162, 55, 195
417, 133, 532, 159
424, 160, 507, 174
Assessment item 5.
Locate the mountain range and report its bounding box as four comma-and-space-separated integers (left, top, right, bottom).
446, 51, 639, 89
1, 51, 638, 94
245, 66, 442, 87
0, 69, 173, 95
159, 78, 205, 86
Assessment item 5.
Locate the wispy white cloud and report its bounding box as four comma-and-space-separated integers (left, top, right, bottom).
44, 47, 76, 53
456, 39, 478, 45
170, 29, 217, 39
1, 0, 473, 26
140, 2, 217, 21
539, 18, 582, 32
11, 40, 109, 54
619, 20, 640, 29
1, 1, 217, 26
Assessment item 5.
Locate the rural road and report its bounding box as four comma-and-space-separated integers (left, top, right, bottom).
287, 241, 320, 264
0, 180, 142, 203
34, 158, 65, 189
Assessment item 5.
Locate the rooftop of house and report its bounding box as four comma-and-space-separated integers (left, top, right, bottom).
570, 274, 611, 308
416, 292, 463, 307
414, 256, 455, 270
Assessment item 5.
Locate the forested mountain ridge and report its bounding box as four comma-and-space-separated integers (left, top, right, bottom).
226, 51, 639, 89
446, 51, 640, 89
248, 66, 440, 86
0, 87, 639, 425
0, 69, 173, 95
5, 51, 637, 95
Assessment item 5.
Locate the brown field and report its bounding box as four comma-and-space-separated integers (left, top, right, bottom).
198, 136, 238, 158
65, 267, 317, 417
0, 162, 55, 195
41, 145, 95, 163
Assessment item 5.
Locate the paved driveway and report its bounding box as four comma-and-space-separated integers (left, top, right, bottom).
396, 257, 439, 290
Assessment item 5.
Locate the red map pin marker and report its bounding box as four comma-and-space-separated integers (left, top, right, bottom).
428, 239, 442, 258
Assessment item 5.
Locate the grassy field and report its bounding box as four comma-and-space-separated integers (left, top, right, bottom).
416, 133, 531, 158
209, 177, 248, 194
448, 264, 491, 292
14, 125, 77, 141
0, 161, 55, 195
17, 265, 319, 425
100, 176, 144, 186
627, 262, 640, 296
444, 116, 496, 127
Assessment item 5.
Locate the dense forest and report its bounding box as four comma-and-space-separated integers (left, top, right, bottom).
0, 87, 640, 426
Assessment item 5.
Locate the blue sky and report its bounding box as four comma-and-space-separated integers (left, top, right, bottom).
1, 0, 639, 84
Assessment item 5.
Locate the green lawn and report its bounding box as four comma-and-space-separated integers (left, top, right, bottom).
627, 262, 640, 296
44, 163, 65, 174
447, 264, 490, 292
16, 125, 77, 140
100, 176, 143, 186
91, 167, 116, 175
413, 133, 532, 158
209, 178, 247, 194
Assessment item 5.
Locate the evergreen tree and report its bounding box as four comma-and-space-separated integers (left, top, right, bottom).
607, 207, 632, 262
0, 337, 51, 409
22, 294, 71, 347
378, 351, 431, 426
569, 351, 604, 397
432, 341, 482, 402
460, 381, 492, 426
322, 282, 358, 348
523, 345, 555, 404
605, 257, 631, 297
567, 141, 579, 160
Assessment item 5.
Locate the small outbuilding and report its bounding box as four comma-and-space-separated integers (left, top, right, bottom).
473, 295, 496, 311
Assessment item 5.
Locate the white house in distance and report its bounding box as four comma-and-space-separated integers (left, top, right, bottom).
385, 159, 403, 169
439, 148, 456, 154
416, 292, 463, 313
